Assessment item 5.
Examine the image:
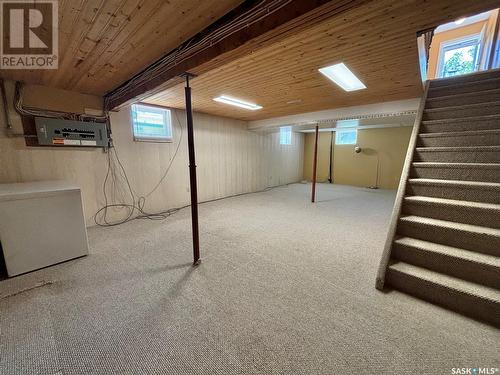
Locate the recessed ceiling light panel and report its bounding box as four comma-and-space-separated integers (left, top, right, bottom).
213, 95, 262, 110
319, 63, 367, 91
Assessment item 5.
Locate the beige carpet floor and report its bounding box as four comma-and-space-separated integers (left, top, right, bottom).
1, 183, 499, 375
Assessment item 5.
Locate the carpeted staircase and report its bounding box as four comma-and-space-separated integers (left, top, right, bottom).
376, 69, 500, 327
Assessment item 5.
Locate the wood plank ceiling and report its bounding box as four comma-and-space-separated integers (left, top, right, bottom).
0, 0, 243, 95
143, 0, 500, 121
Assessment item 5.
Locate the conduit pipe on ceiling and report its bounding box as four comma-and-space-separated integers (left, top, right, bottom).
2, 80, 109, 140
0, 78, 30, 138
13, 81, 107, 122
1, 79, 13, 130
104, 0, 296, 110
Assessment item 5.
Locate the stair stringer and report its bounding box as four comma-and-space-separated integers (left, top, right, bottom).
375, 81, 430, 290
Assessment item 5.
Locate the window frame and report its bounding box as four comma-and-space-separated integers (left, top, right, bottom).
279, 126, 292, 145
437, 33, 481, 78
335, 129, 357, 145
130, 103, 173, 143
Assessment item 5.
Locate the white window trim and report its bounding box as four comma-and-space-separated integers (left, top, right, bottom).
279, 126, 292, 145
436, 33, 481, 78
130, 104, 173, 143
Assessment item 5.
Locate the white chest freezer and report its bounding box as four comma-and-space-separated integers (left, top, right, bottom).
0, 181, 89, 277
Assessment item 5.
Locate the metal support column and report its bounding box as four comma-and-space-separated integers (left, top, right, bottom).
311, 124, 319, 203
183, 73, 200, 265
328, 131, 333, 183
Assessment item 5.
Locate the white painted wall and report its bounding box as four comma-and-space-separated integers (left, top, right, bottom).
0, 83, 304, 226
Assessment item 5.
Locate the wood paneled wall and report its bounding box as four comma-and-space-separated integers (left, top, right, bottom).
0, 83, 304, 226
303, 132, 333, 183
303, 127, 412, 189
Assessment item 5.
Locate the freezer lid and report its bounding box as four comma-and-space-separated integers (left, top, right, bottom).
0, 180, 81, 201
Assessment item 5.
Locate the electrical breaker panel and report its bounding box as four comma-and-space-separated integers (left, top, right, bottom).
35, 117, 108, 147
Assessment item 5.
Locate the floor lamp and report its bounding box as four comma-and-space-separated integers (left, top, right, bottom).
355, 145, 379, 189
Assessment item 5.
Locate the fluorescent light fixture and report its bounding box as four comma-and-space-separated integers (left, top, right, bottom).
213, 95, 262, 110
319, 63, 366, 91
454, 17, 466, 25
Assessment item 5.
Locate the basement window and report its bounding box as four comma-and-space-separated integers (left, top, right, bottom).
335, 129, 357, 145
131, 104, 173, 142
279, 126, 292, 145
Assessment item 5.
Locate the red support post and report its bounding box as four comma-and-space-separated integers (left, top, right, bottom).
183, 74, 201, 266
311, 124, 319, 203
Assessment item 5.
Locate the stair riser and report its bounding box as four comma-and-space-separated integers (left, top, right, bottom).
420, 119, 500, 133
392, 243, 500, 289
428, 79, 500, 98
407, 183, 500, 204
426, 92, 500, 109
402, 201, 500, 229
417, 133, 500, 147
386, 269, 500, 327
423, 104, 500, 121
414, 149, 500, 163
410, 166, 500, 183
397, 220, 500, 256
430, 71, 500, 87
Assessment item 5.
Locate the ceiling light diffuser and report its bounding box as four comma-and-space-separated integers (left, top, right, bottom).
213, 95, 262, 110
319, 63, 367, 91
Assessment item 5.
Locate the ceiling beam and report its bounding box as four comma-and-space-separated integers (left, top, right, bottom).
104, 0, 372, 110
247, 98, 421, 130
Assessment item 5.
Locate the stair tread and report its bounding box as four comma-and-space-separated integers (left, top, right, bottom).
404, 195, 500, 210
426, 87, 500, 102
408, 178, 500, 189
430, 69, 500, 85
399, 215, 500, 237
415, 145, 500, 151
419, 129, 500, 138
429, 76, 500, 91
412, 162, 500, 169
394, 237, 500, 268
421, 114, 500, 125
424, 100, 500, 113
384, 71, 500, 321
388, 261, 500, 303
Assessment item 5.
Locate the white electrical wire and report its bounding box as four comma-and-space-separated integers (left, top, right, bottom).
93, 109, 185, 226
15, 81, 108, 122
105, 0, 293, 108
